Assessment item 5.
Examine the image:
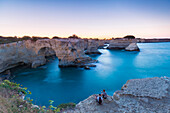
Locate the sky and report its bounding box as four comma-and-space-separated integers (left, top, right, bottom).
0, 0, 170, 39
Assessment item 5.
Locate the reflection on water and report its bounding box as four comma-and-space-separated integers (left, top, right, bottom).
12, 43, 170, 106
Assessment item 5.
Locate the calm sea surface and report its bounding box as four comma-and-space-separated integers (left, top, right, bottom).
12, 43, 170, 106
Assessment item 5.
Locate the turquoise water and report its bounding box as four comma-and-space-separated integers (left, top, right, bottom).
12, 43, 170, 106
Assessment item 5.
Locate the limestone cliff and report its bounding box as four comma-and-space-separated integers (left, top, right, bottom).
66, 77, 170, 113
0, 39, 96, 73
0, 41, 44, 73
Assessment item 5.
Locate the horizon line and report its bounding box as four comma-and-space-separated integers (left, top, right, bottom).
1, 35, 170, 39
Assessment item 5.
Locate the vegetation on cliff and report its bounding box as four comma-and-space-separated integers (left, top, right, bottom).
0, 36, 50, 44
68, 34, 80, 39
0, 80, 75, 113
123, 35, 136, 39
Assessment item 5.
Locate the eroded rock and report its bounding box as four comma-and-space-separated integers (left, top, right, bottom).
113, 77, 170, 112
125, 43, 140, 51
85, 39, 102, 55
0, 39, 96, 73
107, 38, 138, 50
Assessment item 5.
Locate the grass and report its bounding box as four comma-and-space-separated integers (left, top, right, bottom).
58, 103, 76, 109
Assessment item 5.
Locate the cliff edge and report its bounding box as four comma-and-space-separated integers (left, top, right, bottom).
66, 76, 170, 113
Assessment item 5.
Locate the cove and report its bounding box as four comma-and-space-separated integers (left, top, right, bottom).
11, 42, 170, 106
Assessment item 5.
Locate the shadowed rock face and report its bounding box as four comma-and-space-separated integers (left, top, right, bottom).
108, 38, 140, 51
0, 41, 41, 73
66, 77, 170, 113
85, 39, 102, 55
38, 47, 56, 57
0, 39, 96, 73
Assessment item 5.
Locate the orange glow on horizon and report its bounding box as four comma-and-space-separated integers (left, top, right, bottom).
0, 0, 170, 39
0, 33, 170, 39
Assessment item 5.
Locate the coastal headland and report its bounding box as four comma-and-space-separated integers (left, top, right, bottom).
0, 35, 143, 74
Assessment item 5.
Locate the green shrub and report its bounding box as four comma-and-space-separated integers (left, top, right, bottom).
58, 102, 76, 109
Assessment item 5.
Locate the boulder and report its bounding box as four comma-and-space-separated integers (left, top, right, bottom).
125, 43, 140, 51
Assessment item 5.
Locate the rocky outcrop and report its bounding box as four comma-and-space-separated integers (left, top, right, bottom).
31, 56, 46, 68
97, 40, 105, 49
0, 41, 42, 73
85, 39, 102, 55
0, 39, 96, 73
125, 43, 140, 51
65, 77, 170, 113
113, 76, 170, 113
0, 70, 12, 81
107, 38, 139, 51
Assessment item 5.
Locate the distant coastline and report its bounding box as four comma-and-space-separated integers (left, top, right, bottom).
1, 35, 170, 45
137, 38, 170, 43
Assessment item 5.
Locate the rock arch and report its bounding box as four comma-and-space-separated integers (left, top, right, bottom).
0, 39, 96, 73
38, 47, 56, 57
26, 39, 95, 68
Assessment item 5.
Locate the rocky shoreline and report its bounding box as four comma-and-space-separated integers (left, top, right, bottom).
0, 39, 98, 73
0, 36, 169, 112
0, 76, 169, 112
65, 76, 170, 113
2, 35, 170, 75
0, 36, 141, 75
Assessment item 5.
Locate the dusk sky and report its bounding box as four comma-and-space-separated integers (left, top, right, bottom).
0, 0, 170, 38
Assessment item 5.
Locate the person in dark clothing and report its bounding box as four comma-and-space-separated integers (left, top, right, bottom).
95, 94, 103, 104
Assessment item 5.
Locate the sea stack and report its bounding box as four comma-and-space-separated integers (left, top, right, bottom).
107, 35, 140, 51
125, 43, 140, 51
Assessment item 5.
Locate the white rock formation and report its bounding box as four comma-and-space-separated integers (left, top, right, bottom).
125, 43, 140, 51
